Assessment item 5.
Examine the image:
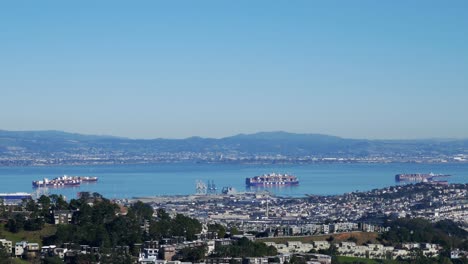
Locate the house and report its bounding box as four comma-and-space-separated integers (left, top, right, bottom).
312, 241, 330, 250
206, 240, 215, 255
308, 254, 332, 264
0, 239, 12, 254
161, 245, 176, 261
214, 239, 232, 249
41, 245, 69, 259
26, 242, 40, 258
143, 248, 159, 259
207, 257, 242, 264
53, 210, 74, 224
41, 245, 57, 257
14, 241, 40, 258
451, 249, 468, 259
54, 248, 68, 259
15, 241, 28, 257
139, 256, 158, 264
243, 257, 269, 264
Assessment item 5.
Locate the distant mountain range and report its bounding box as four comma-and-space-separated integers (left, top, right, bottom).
0, 130, 467, 165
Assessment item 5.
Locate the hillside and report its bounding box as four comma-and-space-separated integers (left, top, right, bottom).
0, 130, 467, 165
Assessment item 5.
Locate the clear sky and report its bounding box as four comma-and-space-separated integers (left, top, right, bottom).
1, 1, 467, 139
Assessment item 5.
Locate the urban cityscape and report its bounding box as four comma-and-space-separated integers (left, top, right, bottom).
1, 1, 468, 264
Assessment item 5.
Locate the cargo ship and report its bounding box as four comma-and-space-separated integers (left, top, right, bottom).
77, 176, 99, 182
32, 175, 98, 188
395, 173, 450, 182
246, 173, 299, 186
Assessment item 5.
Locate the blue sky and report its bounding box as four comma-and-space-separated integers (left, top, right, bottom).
1, 1, 467, 139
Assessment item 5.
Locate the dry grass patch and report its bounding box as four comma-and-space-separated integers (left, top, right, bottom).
258, 232, 379, 245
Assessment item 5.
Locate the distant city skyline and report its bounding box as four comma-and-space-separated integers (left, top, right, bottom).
1, 1, 467, 139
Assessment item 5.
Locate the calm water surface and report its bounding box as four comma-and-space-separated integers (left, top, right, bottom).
0, 163, 467, 199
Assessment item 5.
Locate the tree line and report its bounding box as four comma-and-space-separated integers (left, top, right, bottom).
3, 193, 202, 254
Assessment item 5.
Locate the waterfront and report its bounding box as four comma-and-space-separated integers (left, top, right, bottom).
0, 163, 467, 199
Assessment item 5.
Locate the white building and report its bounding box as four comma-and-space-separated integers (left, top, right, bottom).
15, 241, 28, 257
0, 239, 12, 254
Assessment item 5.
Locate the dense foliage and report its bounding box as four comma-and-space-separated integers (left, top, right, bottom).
379, 218, 468, 250
178, 245, 208, 262
0, 194, 203, 253
0, 244, 11, 264
149, 209, 202, 241
208, 223, 227, 238
214, 237, 278, 258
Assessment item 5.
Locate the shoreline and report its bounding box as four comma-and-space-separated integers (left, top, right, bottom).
1, 160, 468, 168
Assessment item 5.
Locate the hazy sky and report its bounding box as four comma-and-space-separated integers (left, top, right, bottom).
1, 1, 467, 139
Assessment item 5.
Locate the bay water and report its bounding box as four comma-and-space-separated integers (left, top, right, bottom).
0, 163, 467, 199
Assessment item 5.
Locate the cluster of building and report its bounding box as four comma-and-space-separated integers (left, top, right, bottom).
1, 183, 467, 263
135, 183, 467, 236
0, 240, 40, 259
3, 235, 466, 263
264, 240, 444, 260
2, 142, 468, 167
0, 236, 332, 264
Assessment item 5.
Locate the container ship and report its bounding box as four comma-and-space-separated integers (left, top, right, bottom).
395, 173, 450, 182
77, 176, 99, 182
246, 173, 299, 186
32, 175, 98, 188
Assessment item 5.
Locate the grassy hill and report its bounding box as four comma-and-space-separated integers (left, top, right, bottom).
0, 223, 57, 246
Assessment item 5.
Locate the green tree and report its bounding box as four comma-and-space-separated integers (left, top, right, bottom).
0, 199, 5, 215
74, 202, 93, 225
92, 192, 103, 199
5, 218, 19, 233
43, 256, 65, 264
50, 194, 69, 210
24, 198, 39, 213
208, 223, 227, 238
24, 217, 44, 231
128, 201, 153, 221
179, 246, 207, 262
91, 199, 119, 225
156, 208, 170, 220
106, 215, 142, 247
438, 256, 454, 264
5, 214, 26, 233
171, 214, 202, 240
149, 218, 171, 239
319, 244, 338, 256
289, 255, 306, 264
380, 218, 468, 251
37, 195, 53, 223
214, 237, 277, 258
229, 227, 240, 236
0, 244, 11, 264
68, 198, 82, 210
